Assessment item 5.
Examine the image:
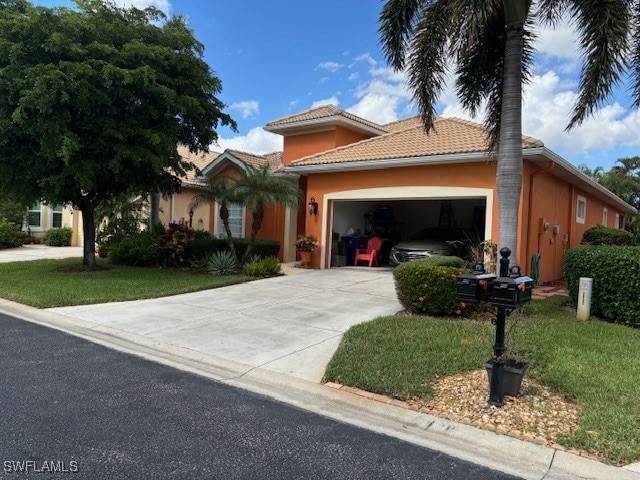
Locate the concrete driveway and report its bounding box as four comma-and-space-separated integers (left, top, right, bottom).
0, 244, 84, 262
49, 268, 402, 382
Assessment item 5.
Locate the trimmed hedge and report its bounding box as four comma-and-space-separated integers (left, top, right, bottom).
581, 224, 637, 246
45, 227, 72, 246
564, 246, 640, 326
187, 237, 280, 262
109, 231, 163, 267
393, 256, 467, 316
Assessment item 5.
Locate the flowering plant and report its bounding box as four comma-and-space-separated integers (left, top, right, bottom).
295, 234, 318, 252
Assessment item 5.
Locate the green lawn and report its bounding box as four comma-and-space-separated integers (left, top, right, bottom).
324, 296, 640, 465
0, 258, 252, 308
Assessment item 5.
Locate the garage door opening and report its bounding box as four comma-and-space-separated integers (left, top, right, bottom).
329, 198, 487, 267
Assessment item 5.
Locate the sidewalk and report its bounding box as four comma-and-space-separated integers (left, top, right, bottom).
0, 249, 637, 479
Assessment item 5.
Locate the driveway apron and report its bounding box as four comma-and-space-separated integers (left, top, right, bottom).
49, 268, 402, 382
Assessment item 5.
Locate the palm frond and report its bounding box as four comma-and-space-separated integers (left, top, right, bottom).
631, 1, 640, 107
406, 0, 456, 132
379, 0, 429, 71
566, 0, 631, 128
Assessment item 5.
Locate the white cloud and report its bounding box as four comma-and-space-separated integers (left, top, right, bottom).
317, 61, 343, 72
113, 0, 170, 13
350, 53, 377, 68
319, 76, 329, 84
229, 100, 259, 119
347, 72, 360, 82
213, 127, 283, 154
311, 96, 340, 109
347, 94, 398, 124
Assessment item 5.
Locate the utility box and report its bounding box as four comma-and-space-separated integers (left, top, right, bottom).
492, 275, 533, 308
456, 264, 497, 304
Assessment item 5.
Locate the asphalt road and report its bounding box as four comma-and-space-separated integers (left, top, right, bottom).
0, 313, 522, 480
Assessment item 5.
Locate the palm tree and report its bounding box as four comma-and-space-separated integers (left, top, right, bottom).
191, 165, 302, 265
379, 0, 633, 260
190, 178, 241, 264
577, 164, 606, 182
232, 165, 302, 264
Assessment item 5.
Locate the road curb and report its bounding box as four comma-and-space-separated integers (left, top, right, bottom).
1, 299, 638, 480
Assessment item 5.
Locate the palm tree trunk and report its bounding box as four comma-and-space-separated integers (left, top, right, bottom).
219, 204, 239, 265
242, 204, 264, 264
497, 22, 525, 261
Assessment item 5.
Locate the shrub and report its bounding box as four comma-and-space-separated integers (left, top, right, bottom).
97, 215, 140, 257
581, 224, 637, 246
157, 223, 195, 267
564, 246, 640, 326
243, 256, 282, 277
207, 250, 238, 276
394, 257, 467, 316
0, 218, 22, 248
186, 237, 280, 263
109, 231, 162, 267
45, 227, 72, 246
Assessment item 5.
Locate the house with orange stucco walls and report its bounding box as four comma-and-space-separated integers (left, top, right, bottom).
195, 104, 634, 284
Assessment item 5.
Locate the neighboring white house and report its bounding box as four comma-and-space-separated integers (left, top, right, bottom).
25, 201, 82, 245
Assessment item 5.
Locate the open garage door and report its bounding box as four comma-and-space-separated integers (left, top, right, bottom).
328, 194, 489, 268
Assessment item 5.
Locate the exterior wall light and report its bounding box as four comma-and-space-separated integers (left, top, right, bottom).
308, 197, 318, 216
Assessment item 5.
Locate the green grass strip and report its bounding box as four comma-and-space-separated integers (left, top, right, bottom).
0, 258, 252, 308
325, 296, 640, 465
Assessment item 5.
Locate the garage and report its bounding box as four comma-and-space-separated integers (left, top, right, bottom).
325, 187, 492, 268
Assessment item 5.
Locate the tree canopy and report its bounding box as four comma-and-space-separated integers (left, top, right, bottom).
0, 0, 236, 266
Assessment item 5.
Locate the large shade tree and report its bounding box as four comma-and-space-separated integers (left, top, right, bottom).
379, 0, 636, 261
0, 0, 235, 267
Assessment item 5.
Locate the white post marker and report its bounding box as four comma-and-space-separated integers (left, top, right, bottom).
577, 277, 593, 321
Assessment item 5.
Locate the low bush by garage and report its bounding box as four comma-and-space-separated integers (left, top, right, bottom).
45, 227, 73, 246
393, 256, 467, 316
564, 246, 640, 326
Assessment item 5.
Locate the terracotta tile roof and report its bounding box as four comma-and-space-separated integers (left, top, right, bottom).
265, 104, 385, 133
288, 117, 544, 167
177, 146, 218, 187
225, 149, 284, 171
382, 115, 424, 133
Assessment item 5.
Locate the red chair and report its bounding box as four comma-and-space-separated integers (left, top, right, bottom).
354, 237, 382, 267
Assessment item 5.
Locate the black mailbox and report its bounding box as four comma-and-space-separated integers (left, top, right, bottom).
491, 275, 533, 308
456, 264, 497, 304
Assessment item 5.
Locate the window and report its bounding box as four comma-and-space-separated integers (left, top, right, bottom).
576, 196, 586, 224
52, 204, 63, 228
617, 214, 625, 229
215, 202, 245, 238
28, 202, 42, 228
602, 208, 608, 227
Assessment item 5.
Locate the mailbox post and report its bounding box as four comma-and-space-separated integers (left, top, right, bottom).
455, 247, 533, 407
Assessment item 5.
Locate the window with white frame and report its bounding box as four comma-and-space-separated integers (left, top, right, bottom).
602, 208, 608, 227
576, 196, 586, 224
52, 204, 63, 228
215, 202, 245, 238
28, 202, 42, 228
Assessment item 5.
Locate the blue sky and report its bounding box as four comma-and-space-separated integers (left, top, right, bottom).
32, 0, 640, 170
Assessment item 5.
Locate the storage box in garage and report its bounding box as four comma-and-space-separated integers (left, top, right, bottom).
332, 255, 347, 267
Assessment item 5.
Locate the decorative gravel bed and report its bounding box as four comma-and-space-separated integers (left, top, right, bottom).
404, 369, 601, 460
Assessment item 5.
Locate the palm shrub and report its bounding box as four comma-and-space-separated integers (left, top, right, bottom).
207, 250, 238, 276
187, 237, 280, 263
243, 256, 281, 277
393, 257, 467, 316
564, 246, 640, 326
